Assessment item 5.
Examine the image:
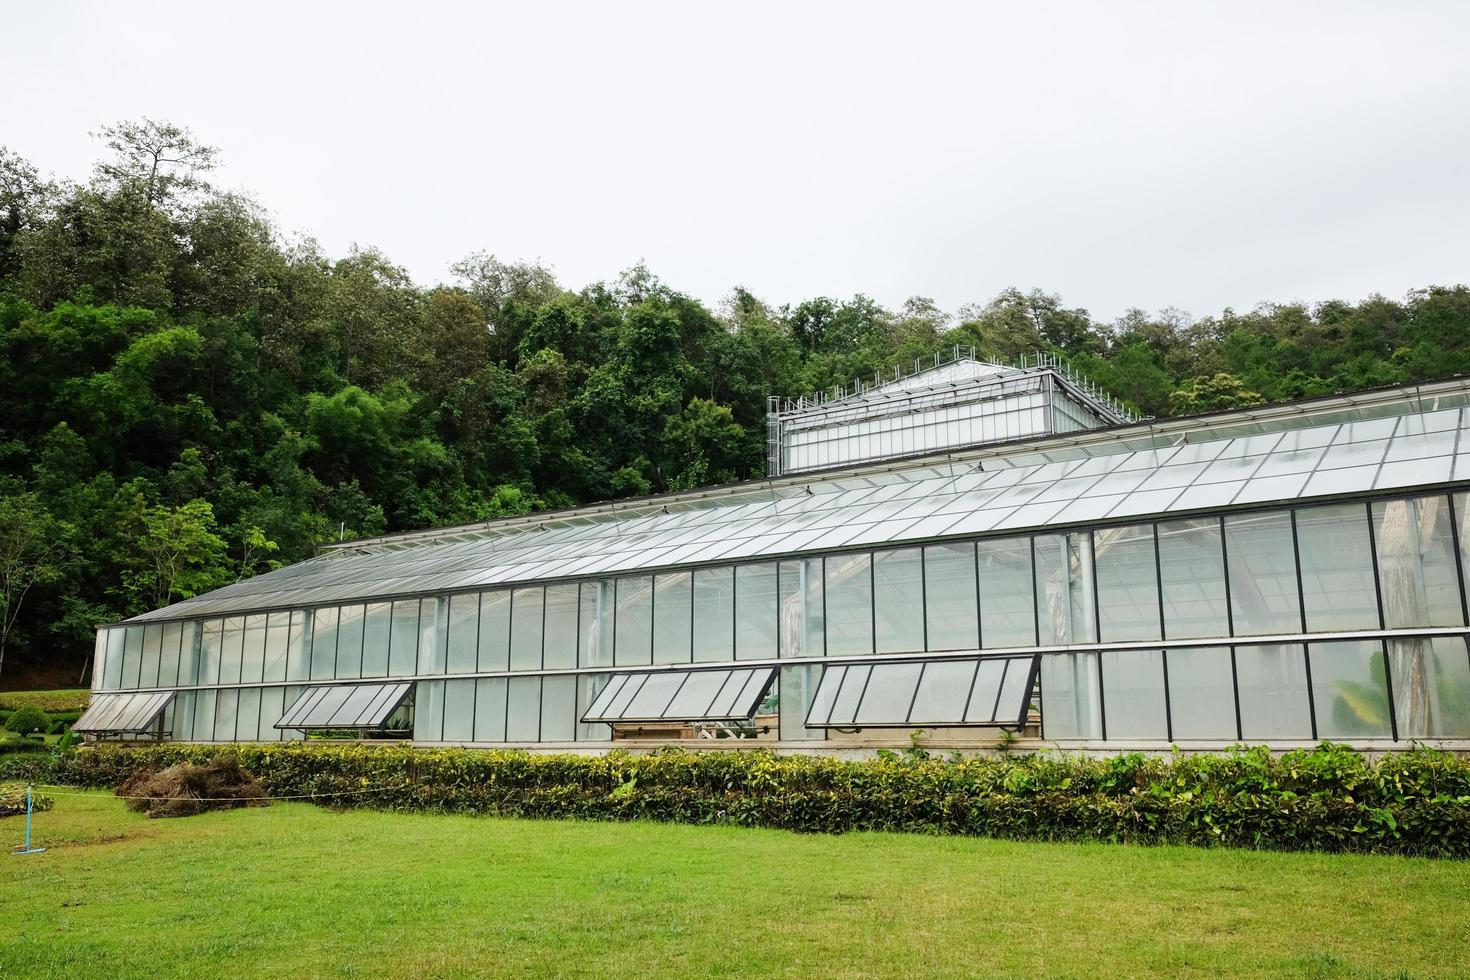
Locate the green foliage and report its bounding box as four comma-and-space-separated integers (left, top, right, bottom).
2, 119, 1470, 681
47, 742, 1470, 858
0, 689, 90, 712
3, 705, 46, 735
0, 779, 52, 815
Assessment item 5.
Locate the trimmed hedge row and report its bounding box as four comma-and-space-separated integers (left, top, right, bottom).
29, 741, 1470, 858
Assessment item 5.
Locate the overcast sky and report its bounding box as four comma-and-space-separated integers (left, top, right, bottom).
5, 1, 1469, 322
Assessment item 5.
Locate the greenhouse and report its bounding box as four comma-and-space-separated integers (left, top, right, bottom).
79, 357, 1470, 751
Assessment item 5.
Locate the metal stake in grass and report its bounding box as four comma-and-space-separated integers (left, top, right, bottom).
10, 784, 47, 856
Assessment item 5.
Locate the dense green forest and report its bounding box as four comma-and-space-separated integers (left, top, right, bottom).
2, 119, 1468, 685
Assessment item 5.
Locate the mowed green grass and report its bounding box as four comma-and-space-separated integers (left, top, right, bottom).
2, 793, 1468, 979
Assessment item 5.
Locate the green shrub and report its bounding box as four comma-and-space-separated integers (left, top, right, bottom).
4, 706, 48, 736
0, 690, 90, 713
49, 742, 1470, 858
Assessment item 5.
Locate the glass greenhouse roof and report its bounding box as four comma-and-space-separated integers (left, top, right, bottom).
126, 389, 1470, 624
74, 691, 174, 734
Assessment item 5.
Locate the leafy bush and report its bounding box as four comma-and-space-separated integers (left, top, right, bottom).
0, 781, 54, 816
4, 707, 48, 736
49, 741, 1470, 857
0, 690, 90, 713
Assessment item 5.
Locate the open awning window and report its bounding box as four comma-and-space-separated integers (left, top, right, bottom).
276, 682, 413, 730
74, 691, 175, 734
805, 654, 1039, 729
582, 666, 778, 724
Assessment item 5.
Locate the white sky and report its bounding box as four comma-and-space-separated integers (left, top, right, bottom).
5, 1, 1469, 322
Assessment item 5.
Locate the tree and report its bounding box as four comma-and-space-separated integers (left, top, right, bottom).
0, 493, 71, 682
1168, 372, 1266, 415
119, 497, 230, 612
93, 118, 217, 208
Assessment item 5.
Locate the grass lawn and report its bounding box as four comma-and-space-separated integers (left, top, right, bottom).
2, 793, 1467, 979
0, 689, 90, 713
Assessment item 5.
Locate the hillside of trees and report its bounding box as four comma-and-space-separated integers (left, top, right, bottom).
2, 119, 1469, 686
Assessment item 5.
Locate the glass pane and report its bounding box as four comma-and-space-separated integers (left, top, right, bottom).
310, 607, 339, 681
778, 559, 824, 658
1100, 649, 1167, 738
1039, 652, 1102, 737
173, 690, 195, 740
693, 567, 735, 663
576, 674, 611, 741
1094, 524, 1161, 642
1235, 643, 1312, 739
825, 553, 873, 656
1374, 496, 1463, 628
262, 612, 291, 683
1166, 647, 1237, 739
417, 597, 446, 675
925, 543, 978, 651
1224, 511, 1302, 635
139, 624, 162, 688
198, 620, 223, 685
978, 537, 1036, 648
1158, 518, 1230, 640
414, 680, 445, 740
827, 664, 870, 725
996, 657, 1036, 727
219, 617, 245, 685
446, 594, 479, 673
256, 686, 285, 742
1388, 636, 1470, 738
614, 575, 654, 666
159, 621, 183, 687
102, 628, 125, 690
193, 688, 217, 741
874, 549, 924, 654
854, 663, 923, 724
474, 677, 508, 741
388, 600, 420, 676
178, 621, 200, 685
577, 581, 614, 668
510, 587, 544, 670
1296, 503, 1379, 632
908, 660, 978, 724
478, 590, 511, 671
652, 572, 693, 665
442, 679, 476, 740
121, 625, 143, 689
235, 688, 261, 742
1034, 533, 1096, 646
664, 670, 731, 717
362, 602, 392, 677
543, 584, 579, 669
624, 673, 686, 718
1309, 640, 1392, 738
214, 688, 238, 742
734, 563, 778, 660
778, 664, 824, 740
540, 675, 576, 740
506, 676, 542, 740
241, 614, 267, 684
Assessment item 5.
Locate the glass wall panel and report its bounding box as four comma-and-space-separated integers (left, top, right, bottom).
825, 553, 873, 656
478, 590, 511, 671
1165, 646, 1237, 739
241, 614, 267, 684
510, 587, 545, 670
446, 593, 480, 674
192, 688, 217, 741
1388, 636, 1470, 738
614, 576, 653, 666
257, 686, 286, 742
285, 611, 309, 682
577, 674, 612, 741
693, 567, 735, 663
214, 688, 238, 742
778, 664, 824, 740
577, 581, 614, 669
159, 621, 183, 687
1309, 640, 1392, 738
735, 563, 779, 660
1100, 649, 1167, 738
1039, 652, 1102, 738
334, 604, 365, 679
540, 675, 577, 741
235, 688, 261, 742
874, 549, 924, 654
474, 677, 508, 741
91, 629, 108, 691
778, 559, 823, 658
652, 572, 693, 665
543, 584, 579, 669
1034, 533, 1096, 646
1296, 503, 1379, 631
103, 628, 126, 690
310, 606, 339, 681
122, 625, 143, 689
1224, 511, 1302, 635
977, 537, 1035, 647
139, 624, 163, 688
219, 617, 245, 685
418, 597, 447, 675
506, 676, 542, 740
388, 600, 420, 676
173, 690, 196, 741
280, 686, 305, 741
414, 680, 445, 741
1095, 525, 1161, 642
925, 543, 979, 651
262, 612, 290, 683
443, 679, 476, 741
1374, 496, 1463, 628
199, 620, 222, 685
1157, 518, 1230, 640
1235, 643, 1312, 739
